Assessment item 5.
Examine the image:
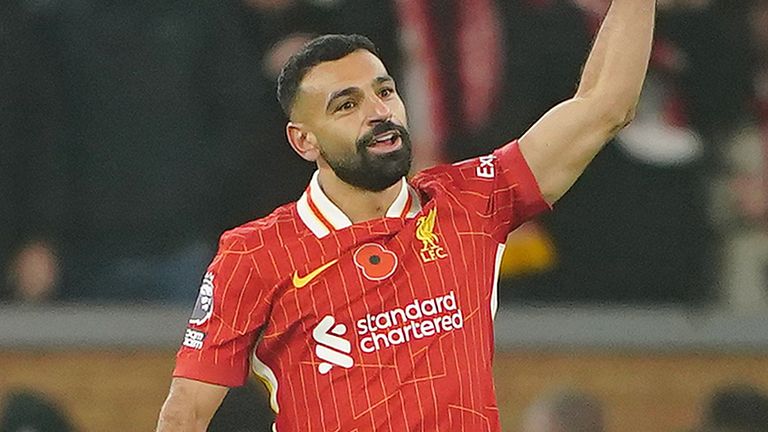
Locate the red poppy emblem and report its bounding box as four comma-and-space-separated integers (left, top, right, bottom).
353, 243, 398, 281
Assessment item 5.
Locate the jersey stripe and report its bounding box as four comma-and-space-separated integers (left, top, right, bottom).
306, 188, 336, 233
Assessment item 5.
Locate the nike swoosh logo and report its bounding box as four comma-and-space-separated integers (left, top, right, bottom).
292, 259, 339, 288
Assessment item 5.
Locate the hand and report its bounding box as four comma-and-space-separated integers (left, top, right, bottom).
8, 241, 60, 303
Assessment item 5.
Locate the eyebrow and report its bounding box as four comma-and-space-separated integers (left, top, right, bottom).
325, 75, 395, 112
375, 75, 395, 85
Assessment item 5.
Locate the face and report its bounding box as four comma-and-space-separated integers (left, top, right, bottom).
288, 50, 412, 192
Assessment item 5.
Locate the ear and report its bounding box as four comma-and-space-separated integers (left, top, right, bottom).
286, 122, 320, 162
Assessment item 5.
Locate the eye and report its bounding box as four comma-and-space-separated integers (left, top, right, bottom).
337, 101, 356, 112
379, 87, 395, 98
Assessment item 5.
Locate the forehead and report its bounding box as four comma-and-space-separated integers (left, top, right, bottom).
299, 50, 390, 103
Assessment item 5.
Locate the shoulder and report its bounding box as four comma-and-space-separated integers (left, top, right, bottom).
411, 162, 456, 191
411, 141, 532, 189
410, 154, 497, 194
217, 202, 305, 254
206, 203, 304, 300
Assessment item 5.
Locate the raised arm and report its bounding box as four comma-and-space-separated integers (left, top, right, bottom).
156, 378, 228, 432
519, 0, 656, 204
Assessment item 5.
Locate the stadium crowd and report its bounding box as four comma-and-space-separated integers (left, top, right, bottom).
2, 1, 768, 431
1, 0, 766, 310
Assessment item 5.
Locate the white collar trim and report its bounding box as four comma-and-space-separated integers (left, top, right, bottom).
296, 172, 421, 238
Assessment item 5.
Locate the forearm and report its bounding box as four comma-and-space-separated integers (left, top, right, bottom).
156, 404, 206, 432
518, 0, 656, 203
575, 0, 656, 114
156, 378, 226, 432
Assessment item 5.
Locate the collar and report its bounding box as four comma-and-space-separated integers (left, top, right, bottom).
296, 171, 422, 238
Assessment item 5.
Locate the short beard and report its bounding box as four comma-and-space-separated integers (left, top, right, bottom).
321, 121, 413, 192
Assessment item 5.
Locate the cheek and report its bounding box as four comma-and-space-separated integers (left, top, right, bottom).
394, 99, 408, 126
315, 126, 359, 155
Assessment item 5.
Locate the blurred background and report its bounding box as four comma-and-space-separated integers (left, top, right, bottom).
2, 0, 768, 430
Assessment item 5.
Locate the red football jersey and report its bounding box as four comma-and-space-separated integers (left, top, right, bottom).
174, 141, 549, 432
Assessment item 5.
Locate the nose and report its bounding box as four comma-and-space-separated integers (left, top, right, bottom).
365, 94, 393, 125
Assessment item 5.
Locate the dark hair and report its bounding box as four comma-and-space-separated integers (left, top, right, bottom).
276, 34, 379, 118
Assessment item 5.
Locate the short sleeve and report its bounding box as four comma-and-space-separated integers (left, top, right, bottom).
414, 140, 551, 243
173, 232, 269, 387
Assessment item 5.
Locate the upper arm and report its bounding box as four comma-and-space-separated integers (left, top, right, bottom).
174, 231, 272, 386
157, 377, 229, 431
161, 230, 273, 430
519, 97, 631, 204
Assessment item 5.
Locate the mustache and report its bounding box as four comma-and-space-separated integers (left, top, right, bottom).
356, 121, 410, 150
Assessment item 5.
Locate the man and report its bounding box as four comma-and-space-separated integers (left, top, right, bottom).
157, 0, 655, 429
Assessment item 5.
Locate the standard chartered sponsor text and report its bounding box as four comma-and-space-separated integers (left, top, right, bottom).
356, 291, 463, 353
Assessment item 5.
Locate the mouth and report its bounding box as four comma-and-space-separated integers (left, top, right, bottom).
366, 131, 402, 154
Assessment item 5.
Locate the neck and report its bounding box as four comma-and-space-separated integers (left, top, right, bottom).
316, 168, 403, 224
